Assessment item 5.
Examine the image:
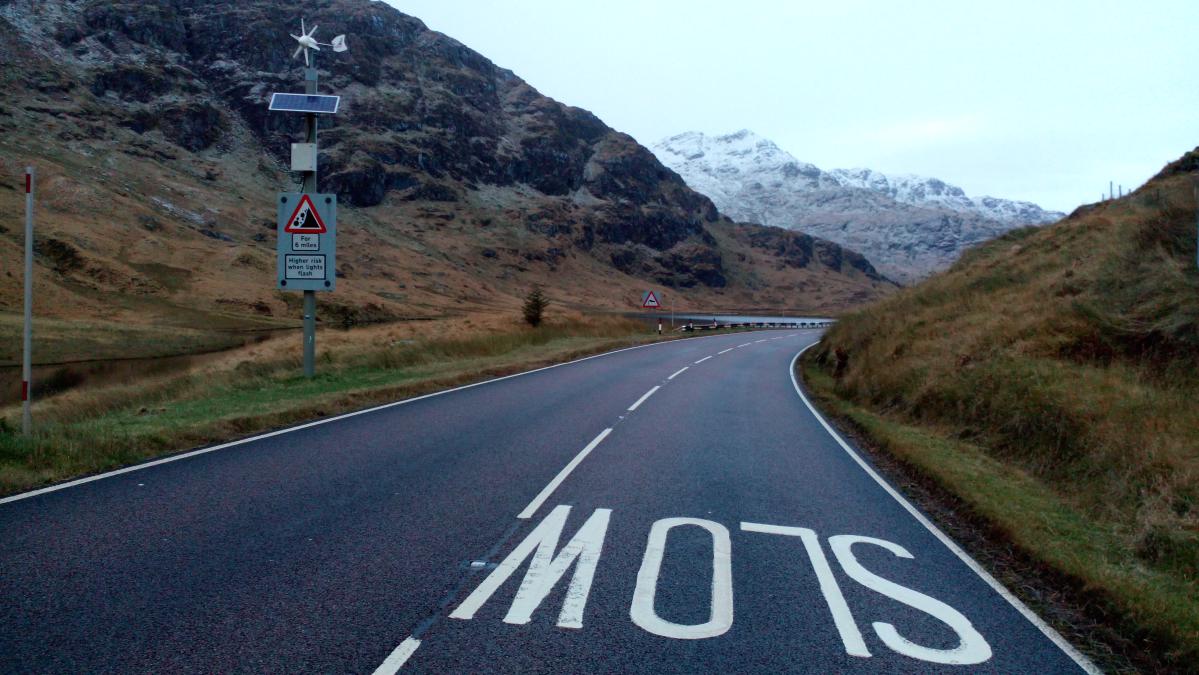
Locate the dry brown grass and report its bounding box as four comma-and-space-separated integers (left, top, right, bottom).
0, 312, 668, 495
808, 150, 1199, 663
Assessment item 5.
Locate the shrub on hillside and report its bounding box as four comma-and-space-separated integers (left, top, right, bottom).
522, 287, 549, 327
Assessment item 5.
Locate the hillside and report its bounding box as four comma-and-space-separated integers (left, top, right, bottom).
652, 130, 1063, 282
0, 0, 892, 366
806, 148, 1199, 667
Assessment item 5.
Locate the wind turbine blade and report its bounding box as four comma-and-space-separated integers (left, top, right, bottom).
304, 49, 309, 67
301, 18, 305, 35
293, 44, 304, 60
308, 24, 318, 37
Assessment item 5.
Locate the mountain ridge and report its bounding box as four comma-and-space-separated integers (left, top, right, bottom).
652, 130, 1065, 282
0, 0, 893, 342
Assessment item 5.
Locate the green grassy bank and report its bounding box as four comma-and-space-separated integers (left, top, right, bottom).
0, 318, 677, 495
802, 150, 1199, 669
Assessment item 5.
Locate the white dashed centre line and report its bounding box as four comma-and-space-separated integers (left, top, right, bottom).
694, 356, 713, 364
628, 386, 661, 412
517, 428, 613, 520
373, 636, 422, 674
668, 367, 688, 380
718, 348, 735, 355
737, 343, 752, 348
755, 339, 768, 343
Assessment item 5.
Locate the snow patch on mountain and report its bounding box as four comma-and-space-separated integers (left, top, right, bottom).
652, 130, 1065, 281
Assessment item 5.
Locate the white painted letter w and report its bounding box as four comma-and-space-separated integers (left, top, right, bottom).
450, 505, 611, 629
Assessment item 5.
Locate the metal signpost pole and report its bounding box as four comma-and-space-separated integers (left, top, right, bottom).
301, 63, 318, 378
22, 166, 33, 436
272, 19, 345, 380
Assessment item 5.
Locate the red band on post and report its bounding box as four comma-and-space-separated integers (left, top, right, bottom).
26, 173, 31, 194
21, 381, 29, 401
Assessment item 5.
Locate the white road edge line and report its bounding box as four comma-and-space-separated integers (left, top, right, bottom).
373, 636, 421, 674
694, 356, 713, 364
0, 330, 756, 507
788, 346, 1100, 674
667, 366, 688, 380
627, 386, 660, 412
517, 428, 612, 520
717, 348, 735, 355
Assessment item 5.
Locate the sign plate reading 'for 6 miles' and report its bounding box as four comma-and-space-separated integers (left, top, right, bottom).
277, 193, 336, 291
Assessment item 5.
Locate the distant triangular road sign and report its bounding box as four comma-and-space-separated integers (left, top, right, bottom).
642, 291, 662, 309
284, 194, 328, 233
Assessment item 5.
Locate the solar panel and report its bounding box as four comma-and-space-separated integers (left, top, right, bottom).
269, 93, 341, 114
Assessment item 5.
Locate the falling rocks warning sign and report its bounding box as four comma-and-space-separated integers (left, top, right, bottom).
283, 194, 328, 233
277, 193, 336, 291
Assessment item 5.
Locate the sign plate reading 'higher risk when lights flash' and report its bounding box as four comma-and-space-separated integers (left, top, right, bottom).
277, 192, 336, 291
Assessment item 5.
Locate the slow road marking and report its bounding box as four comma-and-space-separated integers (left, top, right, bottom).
446, 506, 999, 666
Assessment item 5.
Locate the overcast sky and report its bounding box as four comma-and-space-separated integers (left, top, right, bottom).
385, 0, 1197, 212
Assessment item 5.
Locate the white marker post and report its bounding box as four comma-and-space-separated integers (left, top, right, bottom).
22, 166, 34, 435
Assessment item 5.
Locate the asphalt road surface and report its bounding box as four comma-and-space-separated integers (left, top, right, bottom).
0, 330, 1098, 673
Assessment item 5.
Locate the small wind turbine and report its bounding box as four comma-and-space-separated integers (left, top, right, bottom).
291, 18, 347, 67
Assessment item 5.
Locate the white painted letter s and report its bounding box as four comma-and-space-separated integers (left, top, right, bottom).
829, 535, 992, 665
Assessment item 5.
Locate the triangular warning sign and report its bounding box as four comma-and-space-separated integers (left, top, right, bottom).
284, 194, 328, 234
642, 291, 661, 309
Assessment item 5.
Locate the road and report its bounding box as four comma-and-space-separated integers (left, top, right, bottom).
0, 330, 1096, 673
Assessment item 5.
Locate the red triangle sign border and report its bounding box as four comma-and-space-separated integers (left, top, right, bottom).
284, 194, 328, 234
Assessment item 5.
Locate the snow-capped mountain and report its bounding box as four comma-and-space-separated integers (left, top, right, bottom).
652, 130, 1065, 281
828, 168, 1062, 226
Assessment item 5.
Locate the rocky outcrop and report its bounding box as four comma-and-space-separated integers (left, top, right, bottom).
0, 0, 893, 317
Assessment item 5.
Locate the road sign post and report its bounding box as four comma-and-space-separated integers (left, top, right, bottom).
270, 19, 348, 378
301, 63, 318, 378
22, 166, 33, 436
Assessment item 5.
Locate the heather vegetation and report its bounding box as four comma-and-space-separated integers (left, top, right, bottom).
805, 149, 1199, 664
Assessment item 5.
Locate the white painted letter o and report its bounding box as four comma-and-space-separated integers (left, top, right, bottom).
630, 517, 733, 639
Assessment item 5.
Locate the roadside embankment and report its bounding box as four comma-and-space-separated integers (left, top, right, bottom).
802, 149, 1199, 670
0, 313, 685, 496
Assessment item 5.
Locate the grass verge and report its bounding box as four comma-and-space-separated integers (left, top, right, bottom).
0, 316, 688, 496
801, 355, 1199, 671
